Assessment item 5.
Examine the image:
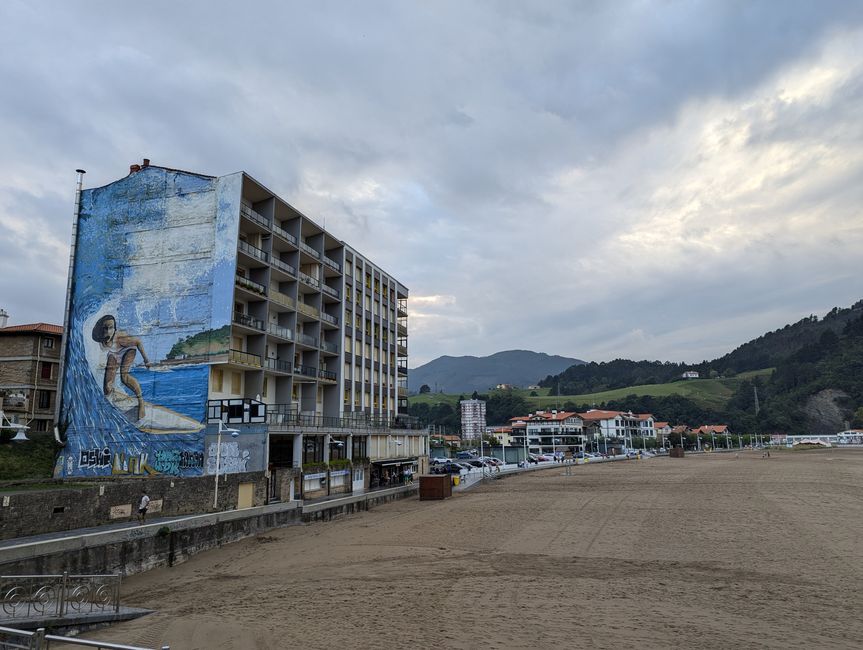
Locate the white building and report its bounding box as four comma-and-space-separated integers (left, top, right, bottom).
460, 399, 487, 441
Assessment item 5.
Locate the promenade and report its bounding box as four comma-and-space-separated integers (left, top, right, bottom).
66, 449, 862, 649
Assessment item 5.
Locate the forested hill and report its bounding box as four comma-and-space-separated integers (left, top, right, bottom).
409, 350, 584, 394
541, 301, 863, 395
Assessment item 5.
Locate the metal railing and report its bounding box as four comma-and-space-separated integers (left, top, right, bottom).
0, 573, 120, 620
271, 257, 296, 276
0, 625, 168, 650
296, 332, 318, 347
265, 358, 292, 374
233, 311, 264, 331
321, 284, 340, 299
272, 224, 297, 245
319, 369, 337, 381
294, 364, 317, 378
320, 312, 339, 326
298, 272, 320, 289
235, 274, 266, 296
267, 323, 293, 341
229, 349, 262, 367
323, 255, 341, 272
299, 241, 320, 259
265, 406, 422, 430
238, 239, 269, 263
240, 204, 271, 229
320, 340, 339, 354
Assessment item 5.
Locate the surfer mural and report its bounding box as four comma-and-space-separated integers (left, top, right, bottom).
57, 165, 242, 477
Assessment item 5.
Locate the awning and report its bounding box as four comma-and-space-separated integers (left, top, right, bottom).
373, 457, 418, 467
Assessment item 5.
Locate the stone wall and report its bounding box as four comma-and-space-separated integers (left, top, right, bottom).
0, 468, 298, 541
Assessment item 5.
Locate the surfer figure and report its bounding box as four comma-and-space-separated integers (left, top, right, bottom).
92, 315, 151, 421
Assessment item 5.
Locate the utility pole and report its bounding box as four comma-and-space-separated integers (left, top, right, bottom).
753, 385, 761, 447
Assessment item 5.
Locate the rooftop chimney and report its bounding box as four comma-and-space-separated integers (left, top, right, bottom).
0, 308, 8, 329
142, 158, 150, 167
129, 164, 141, 174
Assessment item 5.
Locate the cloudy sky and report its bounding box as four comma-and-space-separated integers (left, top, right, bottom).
1, 1, 861, 367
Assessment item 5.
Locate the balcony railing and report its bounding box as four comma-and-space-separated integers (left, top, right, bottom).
299, 241, 320, 259
397, 306, 408, 318
297, 302, 319, 319
323, 255, 341, 272
271, 256, 296, 276
238, 239, 269, 263
240, 204, 271, 229
321, 284, 340, 299
397, 344, 407, 357
295, 364, 317, 378
265, 358, 292, 374
397, 323, 407, 337
319, 369, 337, 381
297, 332, 318, 347
265, 406, 423, 431
269, 288, 295, 310
273, 224, 297, 245
229, 349, 262, 367
299, 272, 320, 289
0, 573, 121, 620
233, 311, 264, 331
267, 323, 293, 341
321, 340, 339, 354
236, 274, 267, 296
320, 312, 339, 326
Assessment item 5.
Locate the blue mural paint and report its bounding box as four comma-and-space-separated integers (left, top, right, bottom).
58, 167, 239, 477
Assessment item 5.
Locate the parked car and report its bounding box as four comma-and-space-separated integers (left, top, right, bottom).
456, 451, 476, 459
482, 457, 504, 466
537, 454, 553, 462
433, 462, 465, 474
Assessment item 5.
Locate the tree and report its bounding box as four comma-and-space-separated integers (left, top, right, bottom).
419, 384, 431, 394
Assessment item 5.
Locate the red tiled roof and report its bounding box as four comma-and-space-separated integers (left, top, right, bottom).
0, 323, 63, 335
577, 409, 622, 420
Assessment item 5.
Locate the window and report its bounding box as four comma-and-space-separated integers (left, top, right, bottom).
231, 372, 241, 394
352, 435, 367, 460
37, 390, 51, 409
262, 377, 268, 398
40, 362, 53, 380
212, 369, 224, 392
42, 337, 55, 349
302, 436, 324, 465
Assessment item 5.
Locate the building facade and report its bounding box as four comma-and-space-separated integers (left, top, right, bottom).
0, 319, 63, 433
56, 161, 425, 485
460, 398, 487, 441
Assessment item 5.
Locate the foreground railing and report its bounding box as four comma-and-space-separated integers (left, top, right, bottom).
0, 625, 168, 650
1, 574, 120, 620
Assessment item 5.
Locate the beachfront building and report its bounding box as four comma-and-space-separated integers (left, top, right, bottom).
56, 160, 425, 492
0, 315, 63, 433
460, 398, 487, 442
578, 409, 656, 450
510, 410, 584, 455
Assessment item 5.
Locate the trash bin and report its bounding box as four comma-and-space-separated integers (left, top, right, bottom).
452, 475, 460, 486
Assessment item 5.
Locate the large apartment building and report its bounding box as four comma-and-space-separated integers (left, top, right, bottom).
0, 312, 63, 433
459, 398, 487, 441
56, 160, 426, 486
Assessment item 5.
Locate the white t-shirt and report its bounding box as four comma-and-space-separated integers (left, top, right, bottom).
139, 495, 150, 510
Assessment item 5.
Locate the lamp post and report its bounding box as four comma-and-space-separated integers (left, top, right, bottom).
0, 410, 30, 442
711, 431, 716, 451
213, 421, 239, 509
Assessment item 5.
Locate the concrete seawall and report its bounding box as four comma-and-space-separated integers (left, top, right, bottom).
0, 486, 417, 577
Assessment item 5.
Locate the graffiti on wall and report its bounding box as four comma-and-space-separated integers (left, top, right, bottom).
58, 167, 242, 477
205, 441, 251, 475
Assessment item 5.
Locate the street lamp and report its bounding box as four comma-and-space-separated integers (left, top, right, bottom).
213, 421, 240, 509
0, 410, 29, 442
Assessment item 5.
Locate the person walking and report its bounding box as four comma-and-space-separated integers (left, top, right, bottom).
137, 490, 150, 524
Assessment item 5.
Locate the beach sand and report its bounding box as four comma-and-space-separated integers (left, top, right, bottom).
76, 449, 863, 649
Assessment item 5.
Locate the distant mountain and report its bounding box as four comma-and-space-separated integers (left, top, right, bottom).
409, 350, 584, 394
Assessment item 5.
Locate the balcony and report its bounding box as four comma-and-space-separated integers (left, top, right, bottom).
319, 369, 337, 382
240, 204, 271, 229
271, 257, 296, 277
323, 255, 341, 272
321, 284, 340, 300
299, 272, 320, 290
295, 364, 317, 378
397, 305, 408, 318
235, 274, 267, 297
238, 239, 269, 263
320, 312, 339, 326
397, 365, 408, 375
397, 323, 407, 337
267, 323, 293, 341
297, 332, 318, 347
397, 344, 407, 357
229, 349, 262, 367
273, 224, 297, 246
398, 386, 408, 397
265, 358, 292, 374
321, 340, 339, 354
269, 288, 295, 310
299, 241, 320, 259
233, 311, 265, 331
297, 302, 319, 319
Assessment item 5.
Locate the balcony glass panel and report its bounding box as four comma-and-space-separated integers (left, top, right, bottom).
299, 272, 320, 289
323, 255, 341, 272
273, 224, 297, 245
271, 257, 296, 276
321, 340, 339, 354
233, 311, 264, 331
320, 312, 338, 326
235, 274, 267, 296
229, 349, 262, 367
267, 323, 293, 340
297, 332, 318, 347
240, 204, 271, 229
269, 289, 295, 309
322, 284, 340, 299
238, 239, 269, 263
299, 241, 320, 259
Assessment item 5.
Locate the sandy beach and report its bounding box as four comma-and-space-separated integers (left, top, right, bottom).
79, 449, 863, 649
